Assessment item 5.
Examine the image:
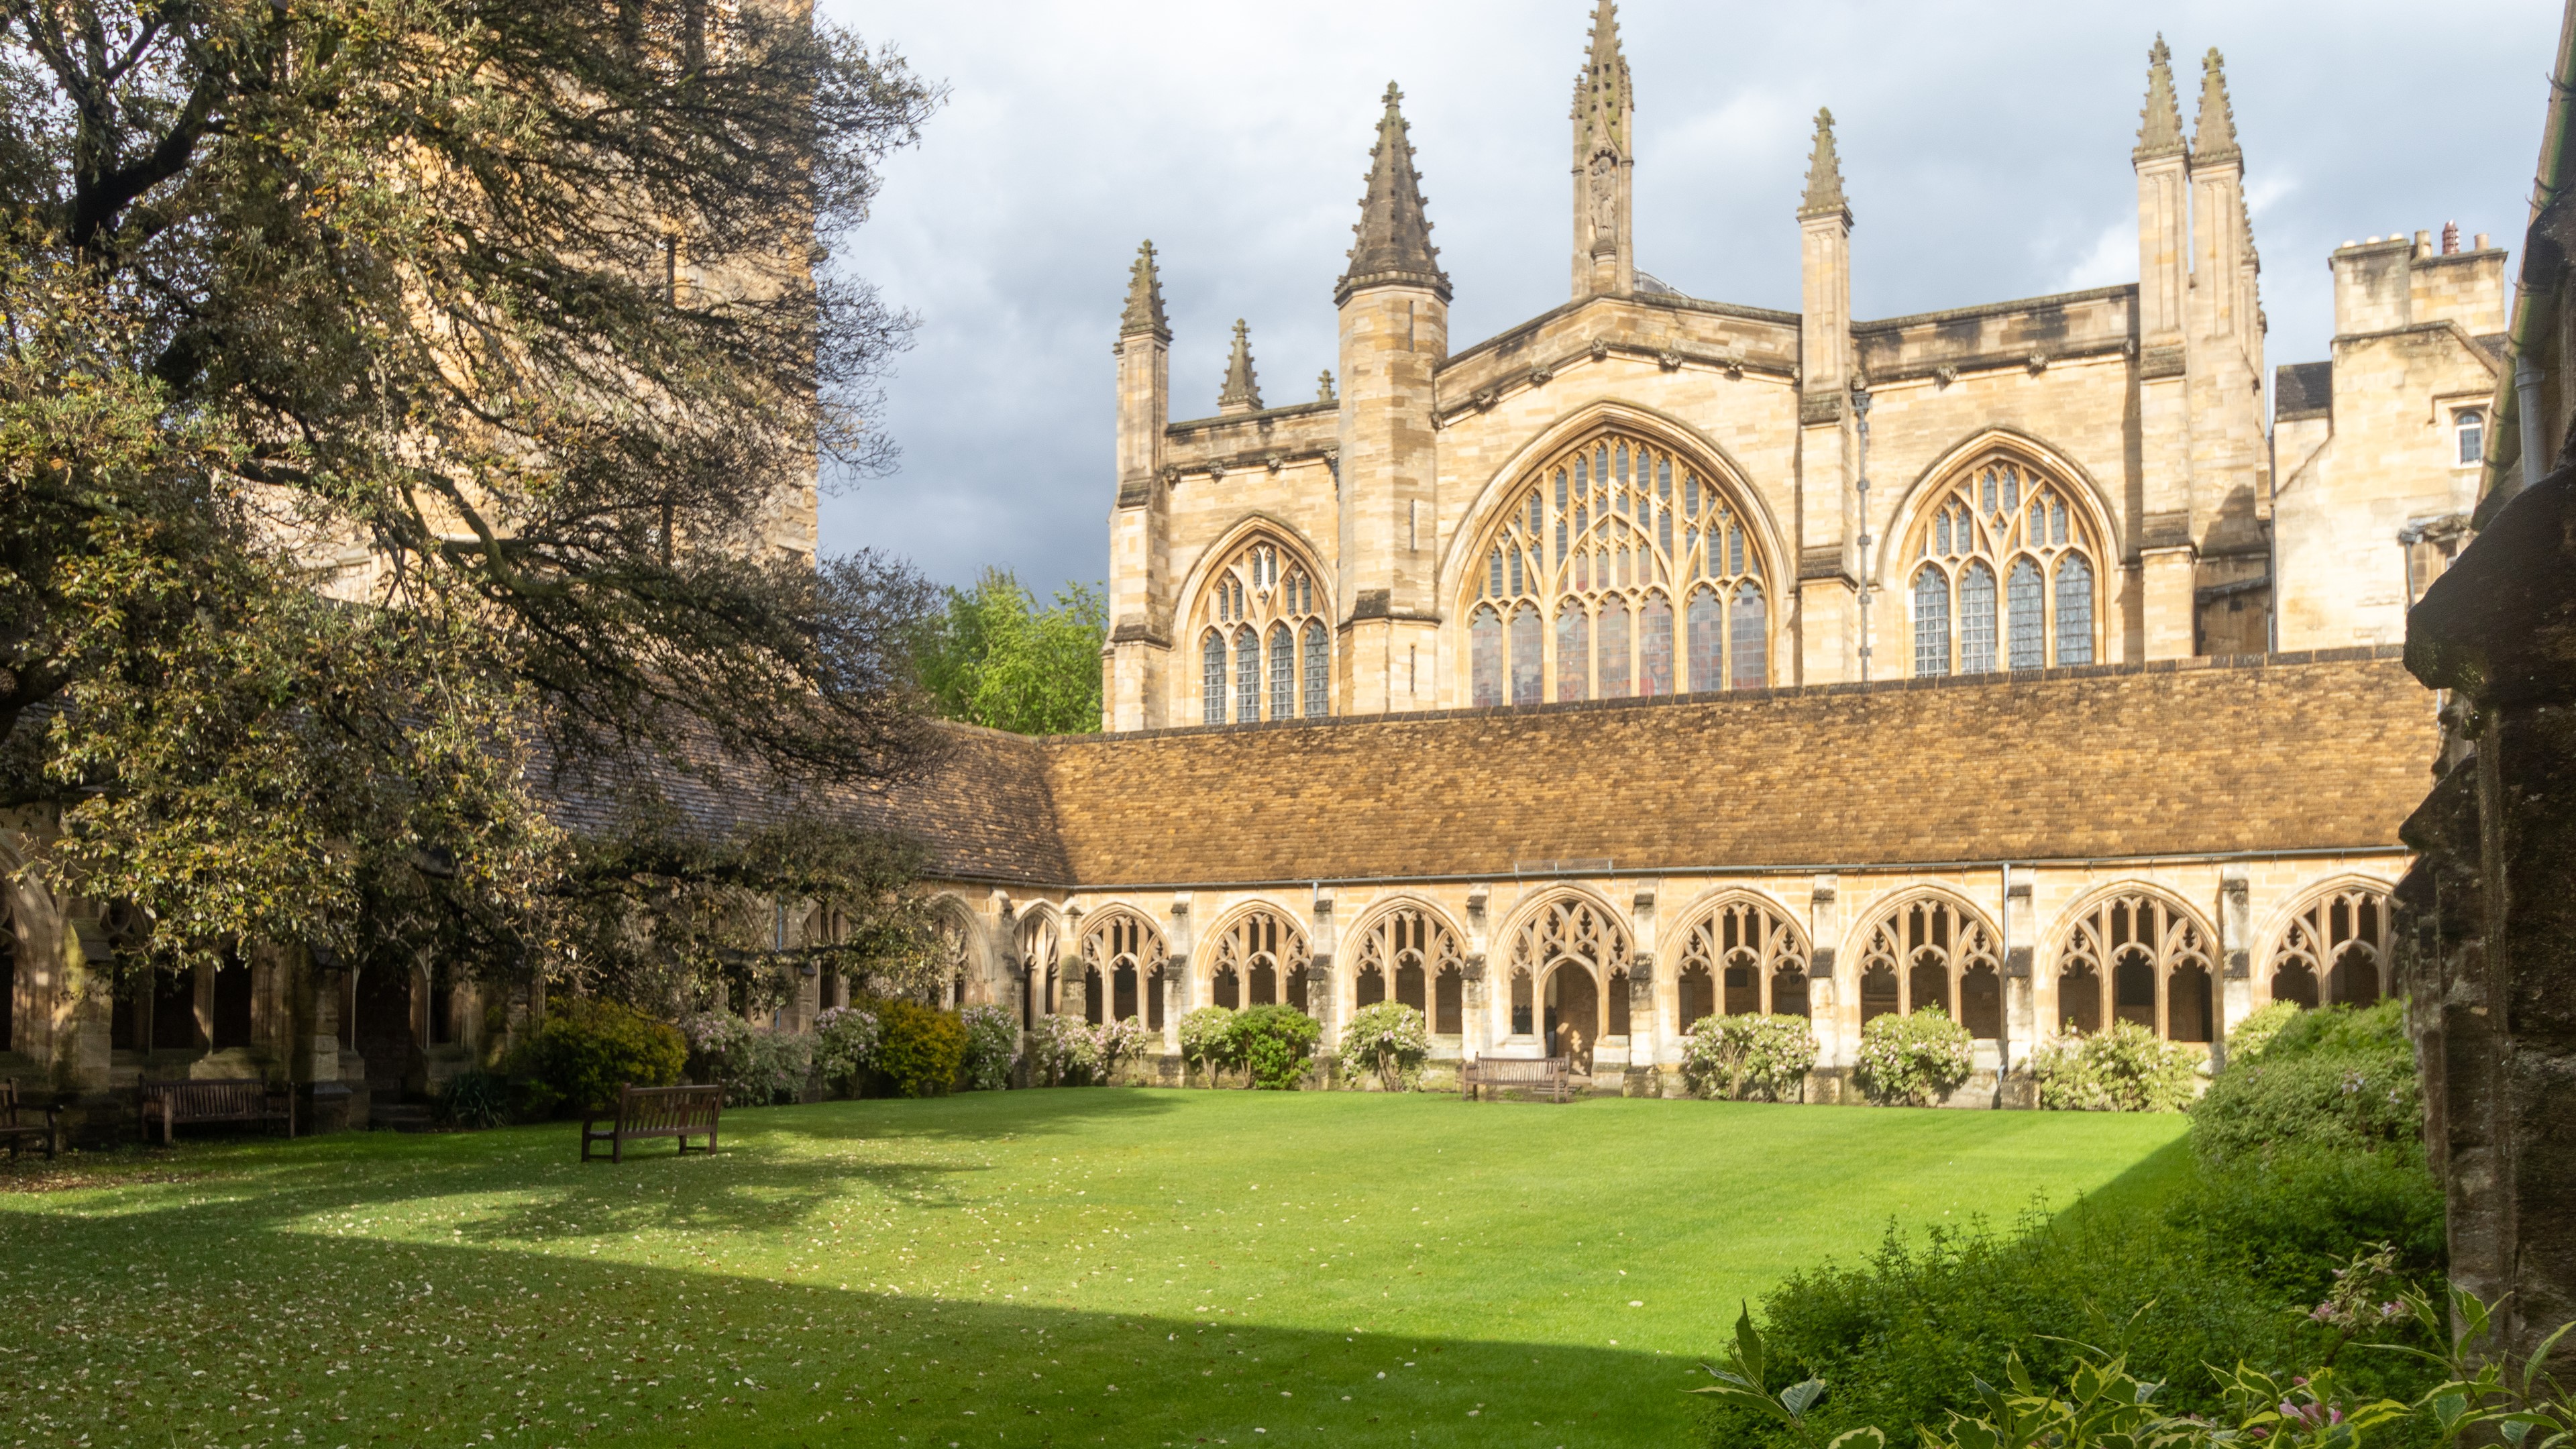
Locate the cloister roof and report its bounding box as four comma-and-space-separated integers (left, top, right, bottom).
1027, 649, 2431, 887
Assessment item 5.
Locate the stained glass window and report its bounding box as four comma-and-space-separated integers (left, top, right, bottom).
1960, 562, 1997, 674
1686, 590, 1721, 692
1639, 594, 1673, 696
1906, 458, 2098, 680
1509, 606, 1542, 706
1470, 606, 1503, 708
1234, 626, 1260, 722
2055, 555, 2094, 665
1197, 537, 1328, 723
1201, 632, 1226, 724
2006, 558, 2044, 669
1267, 622, 1293, 719
1913, 566, 1951, 677
1729, 583, 1766, 691
1301, 621, 1328, 716
1556, 607, 1589, 702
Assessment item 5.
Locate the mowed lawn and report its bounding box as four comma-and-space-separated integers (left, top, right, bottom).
0, 1089, 2186, 1449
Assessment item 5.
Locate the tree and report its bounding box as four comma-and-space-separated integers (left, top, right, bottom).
912, 569, 1106, 735
0, 0, 947, 985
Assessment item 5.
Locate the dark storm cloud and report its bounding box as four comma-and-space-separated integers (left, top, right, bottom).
824, 0, 2562, 595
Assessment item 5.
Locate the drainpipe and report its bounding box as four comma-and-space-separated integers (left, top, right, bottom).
2518, 354, 2548, 495
1998, 862, 2013, 1106
1855, 389, 1875, 682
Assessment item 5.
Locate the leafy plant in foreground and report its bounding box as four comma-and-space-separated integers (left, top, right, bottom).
1233, 1005, 1322, 1090
2029, 1020, 2198, 1112
1851, 1008, 1974, 1106
1683, 1014, 1821, 1102
1337, 1002, 1430, 1091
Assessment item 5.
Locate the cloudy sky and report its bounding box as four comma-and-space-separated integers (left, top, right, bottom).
821, 0, 2564, 598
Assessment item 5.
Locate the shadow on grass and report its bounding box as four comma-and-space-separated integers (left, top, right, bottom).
2045, 1135, 2196, 1234
0, 1189, 1699, 1449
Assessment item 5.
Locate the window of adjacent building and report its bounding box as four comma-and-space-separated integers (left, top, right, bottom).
1907, 458, 2098, 677
1468, 432, 1768, 707
2456, 410, 2484, 466
1198, 538, 1328, 724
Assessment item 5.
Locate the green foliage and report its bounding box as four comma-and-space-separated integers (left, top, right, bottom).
436, 1069, 512, 1130
1024, 1014, 1102, 1087
517, 998, 686, 1116
2030, 1020, 2200, 1112
911, 569, 1108, 735
812, 1006, 882, 1095
2191, 1002, 2419, 1166
1336, 1002, 1430, 1091
679, 1012, 813, 1107
1684, 1014, 1822, 1102
2227, 999, 2306, 1063
1233, 1005, 1322, 1090
1178, 1006, 1241, 1087
958, 1004, 1018, 1092
1851, 1009, 1975, 1106
874, 998, 967, 1098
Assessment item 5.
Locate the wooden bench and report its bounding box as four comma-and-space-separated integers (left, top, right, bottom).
1460, 1056, 1573, 1103
582, 1084, 721, 1163
1, 1081, 60, 1160
140, 1079, 294, 1146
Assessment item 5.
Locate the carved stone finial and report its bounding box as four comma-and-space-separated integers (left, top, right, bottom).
1316, 369, 1337, 404
1799, 107, 1849, 223
1337, 83, 1452, 304
1120, 239, 1169, 339
1575, 0, 1630, 156
1218, 319, 1263, 414
2192, 46, 2241, 164
2134, 36, 2187, 161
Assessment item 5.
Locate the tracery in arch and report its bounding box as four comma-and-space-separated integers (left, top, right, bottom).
1904, 454, 2100, 678
1210, 907, 1311, 1015
1466, 431, 1770, 709
1856, 896, 2001, 1038
1079, 909, 1167, 1029
2269, 886, 2392, 1010
1016, 910, 1062, 1028
1676, 897, 1809, 1034
1195, 535, 1330, 724
1507, 897, 1631, 1055
1353, 906, 1465, 1034
2057, 892, 2216, 1043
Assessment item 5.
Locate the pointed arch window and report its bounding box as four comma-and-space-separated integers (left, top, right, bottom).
1079, 910, 1167, 1030
1907, 458, 2100, 678
1195, 537, 1330, 722
1212, 908, 1312, 1017
2268, 886, 2392, 1010
2059, 893, 2216, 1043
1676, 898, 1809, 1026
1470, 431, 1768, 704
1355, 907, 1463, 1030
1856, 897, 2001, 1038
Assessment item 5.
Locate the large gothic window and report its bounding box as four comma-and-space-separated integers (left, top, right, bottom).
1676, 897, 1809, 1034
1079, 909, 1166, 1029
1197, 538, 1329, 723
1507, 896, 1631, 1057
1354, 906, 1464, 1034
1469, 432, 1768, 705
2057, 892, 2217, 1043
1907, 458, 2098, 678
2269, 886, 2392, 1010
1856, 897, 2001, 1038
1212, 908, 1312, 1016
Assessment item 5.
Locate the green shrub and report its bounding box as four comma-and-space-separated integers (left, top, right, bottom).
1091, 1016, 1151, 1083
2224, 999, 2303, 1063
1851, 1009, 1974, 1106
2165, 1143, 2446, 1295
517, 998, 686, 1116
2030, 1020, 2199, 1112
2190, 1001, 2418, 1166
811, 1006, 881, 1095
958, 1004, 1017, 1091
875, 998, 967, 1097
1232, 1004, 1322, 1090
680, 1012, 813, 1106
1682, 1014, 1820, 1102
436, 1067, 511, 1129
1336, 1002, 1430, 1091
1024, 1014, 1100, 1086
1178, 1006, 1240, 1087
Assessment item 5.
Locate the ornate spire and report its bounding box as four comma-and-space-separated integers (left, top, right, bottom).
1120, 240, 1169, 339
1799, 108, 1849, 221
1218, 319, 1263, 413
2134, 36, 2186, 161
1316, 370, 1336, 405
1336, 83, 1451, 304
2192, 46, 2240, 164
1574, 0, 1629, 156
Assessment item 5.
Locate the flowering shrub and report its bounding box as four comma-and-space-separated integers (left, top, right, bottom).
681, 1012, 812, 1106
1024, 1014, 1099, 1086
1336, 1002, 1430, 1091
2191, 1001, 2418, 1165
1092, 1016, 1152, 1083
811, 1005, 881, 1095
1233, 1004, 1322, 1090
2029, 1019, 2198, 1112
873, 998, 967, 1097
958, 1004, 1017, 1091
1681, 1014, 1819, 1102
1850, 1008, 1974, 1107
517, 998, 686, 1116
1177, 1006, 1239, 1087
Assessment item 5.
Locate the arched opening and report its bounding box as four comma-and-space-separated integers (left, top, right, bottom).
1213, 907, 1309, 1016
1196, 538, 1329, 723
1082, 965, 1104, 1025
212, 951, 255, 1051
1678, 897, 1807, 1019
2167, 962, 2213, 1043
1723, 959, 1760, 1016
1396, 960, 1427, 1013
1250, 963, 1277, 1006
1960, 963, 2002, 1041
1146, 966, 1167, 1030
1607, 970, 1631, 1037
1909, 954, 1951, 1018
1677, 965, 1715, 1032
1214, 967, 1240, 1010
1860, 896, 1996, 1026
2061, 892, 2216, 1043
1434, 967, 1464, 1034
1356, 967, 1387, 1008
2112, 950, 2155, 1030
1112, 964, 1138, 1022
1356, 905, 1461, 1027
1545, 963, 1599, 1064
1860, 964, 1900, 1023
2271, 963, 2319, 1009
1509, 969, 1535, 1036
1769, 966, 1810, 1020
2058, 964, 2102, 1034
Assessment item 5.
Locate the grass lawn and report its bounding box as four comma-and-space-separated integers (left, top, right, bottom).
0, 1089, 2186, 1449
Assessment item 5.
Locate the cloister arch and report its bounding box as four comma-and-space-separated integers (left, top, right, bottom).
1457, 419, 1784, 708
1014, 902, 1065, 1027
2263, 879, 2397, 1010
2048, 887, 2218, 1043
1883, 433, 2115, 678
1348, 900, 1468, 1034
1672, 892, 1811, 1034
1076, 906, 1166, 1028
1851, 890, 2004, 1038
1178, 520, 1334, 726
1501, 892, 1633, 1057
1204, 903, 1311, 1016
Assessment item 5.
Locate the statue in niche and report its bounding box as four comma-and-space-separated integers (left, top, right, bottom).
1588, 152, 1619, 244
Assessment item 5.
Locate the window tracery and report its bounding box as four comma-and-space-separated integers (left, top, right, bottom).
1907, 457, 2098, 677
1210, 908, 1311, 1015
2057, 893, 2216, 1043
1079, 910, 1166, 1029
2268, 886, 2392, 1010
1353, 907, 1464, 1032
1468, 432, 1768, 708
1017, 912, 1061, 1028
1505, 896, 1631, 1042
1856, 896, 2002, 1037
1676, 898, 1809, 1033
1197, 537, 1328, 724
